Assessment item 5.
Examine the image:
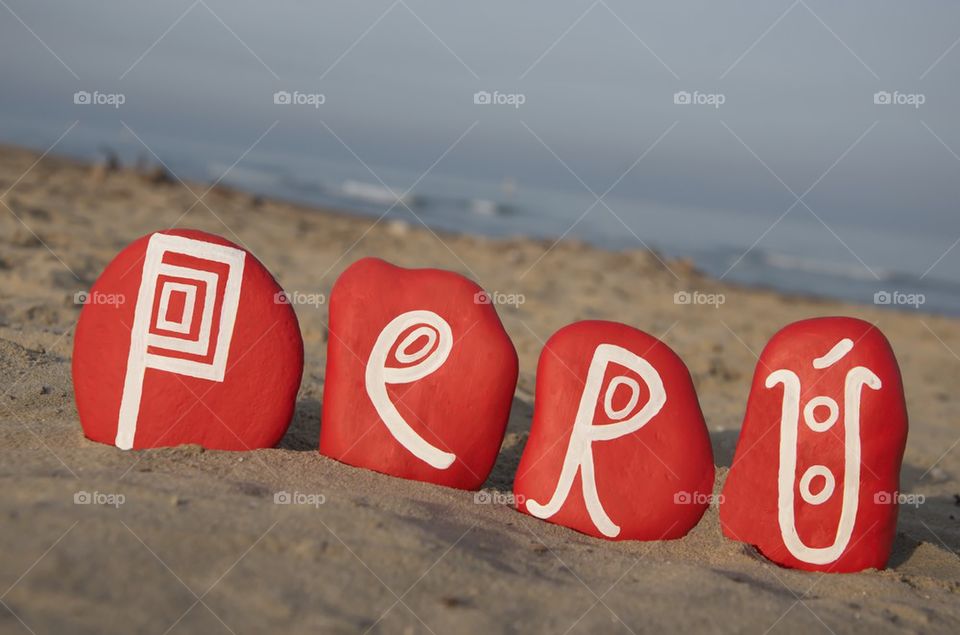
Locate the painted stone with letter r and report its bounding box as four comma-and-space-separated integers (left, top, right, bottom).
319, 257, 518, 490
73, 229, 303, 450
513, 320, 715, 540
720, 317, 908, 572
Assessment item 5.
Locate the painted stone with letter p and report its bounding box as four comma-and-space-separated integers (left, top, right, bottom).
73, 229, 303, 450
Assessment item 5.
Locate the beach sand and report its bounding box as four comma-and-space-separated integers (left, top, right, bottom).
1, 144, 958, 634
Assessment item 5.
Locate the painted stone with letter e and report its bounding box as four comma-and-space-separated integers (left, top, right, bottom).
719, 317, 908, 572
513, 321, 715, 540
319, 257, 518, 490
73, 229, 303, 450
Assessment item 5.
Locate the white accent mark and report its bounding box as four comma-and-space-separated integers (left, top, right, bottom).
813, 338, 854, 369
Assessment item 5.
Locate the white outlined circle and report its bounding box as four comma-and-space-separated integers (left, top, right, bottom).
803, 396, 839, 432
395, 326, 437, 364
603, 376, 641, 420
799, 465, 836, 505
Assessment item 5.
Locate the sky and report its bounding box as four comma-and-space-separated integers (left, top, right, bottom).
2, 0, 959, 288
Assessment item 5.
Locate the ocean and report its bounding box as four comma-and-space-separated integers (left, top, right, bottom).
17, 123, 954, 317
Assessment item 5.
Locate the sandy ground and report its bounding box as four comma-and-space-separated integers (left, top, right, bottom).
0, 144, 959, 634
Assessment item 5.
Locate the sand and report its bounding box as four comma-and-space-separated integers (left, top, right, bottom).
0, 144, 958, 634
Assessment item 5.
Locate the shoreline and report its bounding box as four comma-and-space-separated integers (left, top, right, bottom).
5, 141, 956, 319
1, 143, 960, 633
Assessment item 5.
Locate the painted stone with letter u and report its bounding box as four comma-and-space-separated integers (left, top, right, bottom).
319, 257, 518, 490
513, 320, 715, 540
719, 317, 908, 572
73, 229, 303, 450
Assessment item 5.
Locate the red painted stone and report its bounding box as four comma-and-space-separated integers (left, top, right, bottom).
513, 321, 715, 541
720, 317, 908, 572
73, 229, 303, 450
320, 258, 518, 490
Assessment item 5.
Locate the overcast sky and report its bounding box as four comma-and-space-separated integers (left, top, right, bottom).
2, 1, 959, 278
